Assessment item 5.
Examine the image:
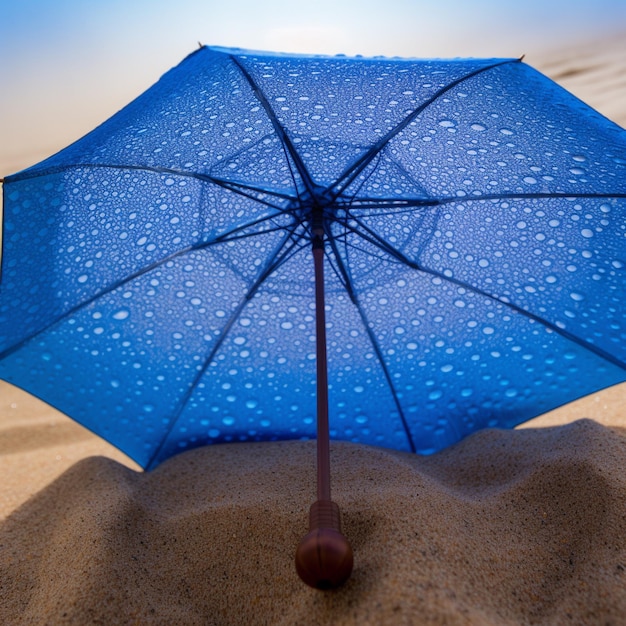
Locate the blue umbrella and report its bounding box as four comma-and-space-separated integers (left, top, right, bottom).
2, 46, 625, 587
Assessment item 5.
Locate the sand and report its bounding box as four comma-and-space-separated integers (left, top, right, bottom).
2, 33, 626, 625
1, 414, 626, 625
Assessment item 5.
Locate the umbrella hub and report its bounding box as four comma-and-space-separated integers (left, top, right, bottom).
292, 186, 336, 245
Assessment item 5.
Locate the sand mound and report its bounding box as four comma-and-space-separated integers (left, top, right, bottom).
1, 419, 625, 625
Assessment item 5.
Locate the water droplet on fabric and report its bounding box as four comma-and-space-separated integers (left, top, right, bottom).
113, 309, 130, 320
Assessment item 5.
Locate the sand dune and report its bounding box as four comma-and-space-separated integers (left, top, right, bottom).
532, 32, 626, 129
2, 420, 625, 625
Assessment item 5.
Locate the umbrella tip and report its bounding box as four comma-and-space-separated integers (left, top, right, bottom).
295, 500, 353, 590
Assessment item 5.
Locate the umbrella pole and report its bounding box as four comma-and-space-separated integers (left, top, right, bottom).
295, 211, 353, 589
313, 241, 331, 503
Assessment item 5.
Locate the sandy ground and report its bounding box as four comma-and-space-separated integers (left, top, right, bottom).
531, 31, 626, 129
1, 33, 626, 625
1, 406, 625, 625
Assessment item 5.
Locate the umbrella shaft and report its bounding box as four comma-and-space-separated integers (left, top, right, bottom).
313, 242, 331, 502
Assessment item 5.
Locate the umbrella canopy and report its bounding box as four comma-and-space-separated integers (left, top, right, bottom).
2, 46, 625, 472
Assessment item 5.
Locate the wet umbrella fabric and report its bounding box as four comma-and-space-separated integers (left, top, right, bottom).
1, 46, 625, 472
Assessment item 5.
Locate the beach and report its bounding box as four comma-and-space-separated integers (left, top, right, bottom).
2, 32, 626, 624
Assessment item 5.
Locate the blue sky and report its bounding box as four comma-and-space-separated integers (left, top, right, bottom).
1, 0, 625, 175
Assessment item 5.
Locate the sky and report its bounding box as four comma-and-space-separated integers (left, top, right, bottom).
1, 0, 625, 176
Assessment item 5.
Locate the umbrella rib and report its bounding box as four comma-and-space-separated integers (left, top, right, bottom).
0, 216, 298, 363
325, 235, 417, 452
328, 58, 521, 198
344, 188, 626, 269
210, 209, 297, 244
6, 162, 293, 210
208, 131, 299, 194
210, 129, 306, 201
213, 222, 295, 244
0, 247, 205, 363
343, 150, 431, 201
346, 217, 626, 371
342, 215, 422, 268
349, 206, 433, 219
343, 152, 383, 205
229, 55, 317, 197
346, 200, 438, 210
331, 222, 399, 266
204, 177, 296, 206
428, 270, 626, 371
438, 191, 626, 203
321, 228, 361, 294
346, 191, 626, 209
145, 226, 307, 469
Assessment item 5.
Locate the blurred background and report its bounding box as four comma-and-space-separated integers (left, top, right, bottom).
1, 0, 625, 177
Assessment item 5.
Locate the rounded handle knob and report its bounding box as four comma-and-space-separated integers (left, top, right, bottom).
295, 500, 353, 589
